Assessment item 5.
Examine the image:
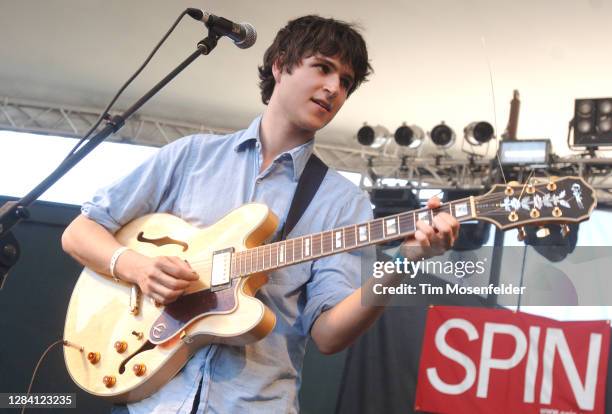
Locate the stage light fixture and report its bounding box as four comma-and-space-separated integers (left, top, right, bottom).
357, 124, 390, 148
357, 125, 375, 146
573, 97, 612, 147
429, 122, 455, 148
394, 123, 424, 149
464, 121, 495, 145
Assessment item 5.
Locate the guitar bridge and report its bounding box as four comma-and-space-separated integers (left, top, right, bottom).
210, 247, 234, 292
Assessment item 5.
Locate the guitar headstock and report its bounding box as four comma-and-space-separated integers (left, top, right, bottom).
473, 176, 596, 229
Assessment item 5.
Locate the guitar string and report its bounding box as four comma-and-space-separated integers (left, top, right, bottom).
182, 189, 575, 270
177, 181, 582, 272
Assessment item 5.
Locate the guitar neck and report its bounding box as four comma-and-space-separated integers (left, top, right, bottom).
230, 196, 477, 277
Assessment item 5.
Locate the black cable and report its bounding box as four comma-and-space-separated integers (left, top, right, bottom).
62, 8, 191, 162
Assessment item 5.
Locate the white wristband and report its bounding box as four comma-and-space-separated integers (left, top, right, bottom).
110, 246, 130, 282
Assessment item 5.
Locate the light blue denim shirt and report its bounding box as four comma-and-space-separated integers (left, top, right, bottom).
82, 116, 374, 413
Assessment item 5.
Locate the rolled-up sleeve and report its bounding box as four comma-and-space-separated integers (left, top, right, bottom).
300, 189, 375, 335
81, 136, 194, 233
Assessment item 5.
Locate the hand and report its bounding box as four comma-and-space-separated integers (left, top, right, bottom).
115, 250, 199, 305
399, 197, 460, 261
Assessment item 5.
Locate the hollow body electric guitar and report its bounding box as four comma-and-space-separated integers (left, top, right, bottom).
63, 177, 596, 402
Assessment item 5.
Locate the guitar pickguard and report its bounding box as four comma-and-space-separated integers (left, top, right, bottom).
148, 279, 238, 344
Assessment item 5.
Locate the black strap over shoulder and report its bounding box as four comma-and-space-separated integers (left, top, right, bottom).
280, 154, 328, 240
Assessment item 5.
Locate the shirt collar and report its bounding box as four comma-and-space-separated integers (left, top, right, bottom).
234, 116, 315, 182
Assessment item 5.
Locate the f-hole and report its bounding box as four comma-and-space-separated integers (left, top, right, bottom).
118, 341, 156, 374
137, 232, 189, 251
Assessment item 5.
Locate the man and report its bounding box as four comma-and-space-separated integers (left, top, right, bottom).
62, 15, 459, 413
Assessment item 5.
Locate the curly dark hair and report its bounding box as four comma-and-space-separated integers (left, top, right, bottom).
258, 15, 372, 105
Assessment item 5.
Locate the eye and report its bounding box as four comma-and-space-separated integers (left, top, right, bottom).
341, 78, 352, 90
315, 63, 330, 73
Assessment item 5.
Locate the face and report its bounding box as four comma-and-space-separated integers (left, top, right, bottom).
271, 54, 355, 134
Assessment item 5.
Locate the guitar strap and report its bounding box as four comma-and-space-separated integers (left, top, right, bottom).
279, 153, 328, 240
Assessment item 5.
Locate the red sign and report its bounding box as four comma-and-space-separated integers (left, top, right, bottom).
415, 306, 610, 414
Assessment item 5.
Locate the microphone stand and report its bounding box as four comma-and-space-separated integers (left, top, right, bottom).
0, 30, 221, 289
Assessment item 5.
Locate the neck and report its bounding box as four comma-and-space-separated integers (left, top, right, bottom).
260, 105, 314, 163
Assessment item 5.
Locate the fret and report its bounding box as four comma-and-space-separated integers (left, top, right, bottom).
443, 203, 453, 216
271, 244, 278, 267
312, 233, 322, 257
294, 237, 303, 262
333, 229, 343, 250
320, 232, 323, 256
369, 219, 384, 241
279, 243, 285, 264
304, 236, 311, 257
250, 248, 255, 273
322, 231, 333, 254
417, 210, 430, 226
345, 225, 356, 248
263, 245, 269, 269
453, 201, 470, 218
286, 239, 293, 264
383, 216, 399, 238
398, 212, 413, 234
235, 252, 241, 276
357, 224, 369, 244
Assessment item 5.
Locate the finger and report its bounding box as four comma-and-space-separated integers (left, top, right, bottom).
151, 269, 191, 290
426, 196, 441, 209
433, 216, 454, 247
149, 282, 183, 304
156, 257, 198, 282
414, 230, 431, 248
416, 220, 436, 240
167, 256, 200, 280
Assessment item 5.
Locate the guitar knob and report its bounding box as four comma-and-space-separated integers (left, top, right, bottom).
552, 207, 562, 217
508, 211, 519, 222
547, 179, 557, 192
87, 352, 100, 364
529, 208, 540, 219
133, 363, 147, 377
103, 376, 116, 388
561, 224, 571, 237
536, 227, 550, 238
114, 341, 128, 354
504, 185, 514, 196
517, 227, 527, 242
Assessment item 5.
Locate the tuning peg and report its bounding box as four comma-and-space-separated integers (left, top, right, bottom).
526, 183, 535, 194
561, 224, 571, 238
517, 227, 527, 242
536, 227, 550, 238
546, 177, 557, 192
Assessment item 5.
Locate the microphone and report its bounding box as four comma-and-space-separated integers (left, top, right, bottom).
187, 8, 257, 49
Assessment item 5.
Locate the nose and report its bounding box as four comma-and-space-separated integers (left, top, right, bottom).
323, 75, 341, 98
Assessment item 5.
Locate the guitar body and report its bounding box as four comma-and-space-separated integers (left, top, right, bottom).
63, 203, 278, 402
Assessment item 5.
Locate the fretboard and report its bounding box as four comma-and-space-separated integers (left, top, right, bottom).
230, 196, 476, 278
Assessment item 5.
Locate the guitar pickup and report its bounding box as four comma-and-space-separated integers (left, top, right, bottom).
210, 247, 234, 292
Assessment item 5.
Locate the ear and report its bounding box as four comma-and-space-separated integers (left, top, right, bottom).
272, 57, 283, 83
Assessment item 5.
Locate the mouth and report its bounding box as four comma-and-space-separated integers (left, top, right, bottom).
311, 98, 331, 112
